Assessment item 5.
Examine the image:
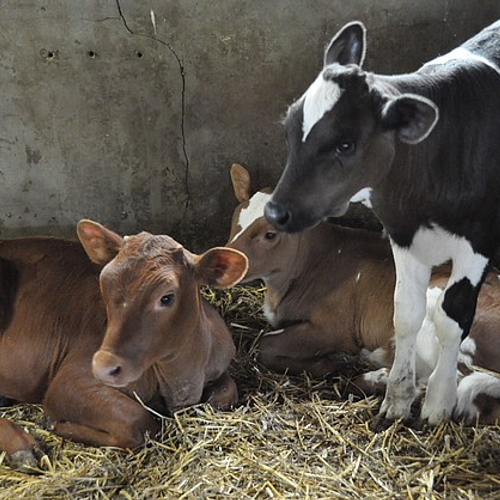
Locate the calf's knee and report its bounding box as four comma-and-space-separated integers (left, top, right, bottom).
257, 331, 285, 368
110, 410, 159, 449
205, 372, 238, 410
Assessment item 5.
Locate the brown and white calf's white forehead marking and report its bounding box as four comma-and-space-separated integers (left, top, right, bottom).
230, 191, 272, 243
300, 69, 343, 142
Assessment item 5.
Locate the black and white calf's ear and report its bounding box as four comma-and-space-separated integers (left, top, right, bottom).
381, 94, 439, 145
324, 21, 366, 67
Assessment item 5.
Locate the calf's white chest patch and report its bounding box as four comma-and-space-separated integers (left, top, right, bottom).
302, 71, 343, 142
350, 187, 373, 208
230, 192, 271, 243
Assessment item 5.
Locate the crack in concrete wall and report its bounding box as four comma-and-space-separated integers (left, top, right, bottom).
115, 0, 190, 227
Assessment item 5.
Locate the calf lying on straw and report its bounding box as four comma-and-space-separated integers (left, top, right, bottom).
227, 163, 500, 425
0, 220, 247, 468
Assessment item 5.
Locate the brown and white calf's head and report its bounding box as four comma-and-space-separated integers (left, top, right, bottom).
265, 21, 439, 233
77, 220, 248, 388
227, 163, 298, 282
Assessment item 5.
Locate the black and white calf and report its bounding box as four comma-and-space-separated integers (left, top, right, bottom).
265, 20, 500, 426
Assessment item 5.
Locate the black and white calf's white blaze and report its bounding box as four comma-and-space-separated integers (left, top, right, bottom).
265, 20, 500, 426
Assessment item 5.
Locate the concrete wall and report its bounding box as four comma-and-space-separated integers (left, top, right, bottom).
1, 1, 499, 250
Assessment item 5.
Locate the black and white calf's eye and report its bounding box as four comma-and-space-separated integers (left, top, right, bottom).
160, 294, 175, 307
335, 141, 356, 155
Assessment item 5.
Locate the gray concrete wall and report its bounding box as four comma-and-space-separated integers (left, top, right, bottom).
1, 1, 499, 250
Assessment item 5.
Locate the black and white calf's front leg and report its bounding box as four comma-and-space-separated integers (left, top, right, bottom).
376, 245, 431, 426
378, 236, 489, 427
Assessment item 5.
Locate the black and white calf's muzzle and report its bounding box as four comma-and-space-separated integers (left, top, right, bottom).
264, 196, 323, 234
263, 200, 292, 231
264, 197, 349, 233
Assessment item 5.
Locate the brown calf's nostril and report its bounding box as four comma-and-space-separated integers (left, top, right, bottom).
109, 364, 121, 377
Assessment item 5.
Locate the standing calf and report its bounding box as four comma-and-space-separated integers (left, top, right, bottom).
0, 220, 247, 467
228, 163, 500, 424
264, 20, 500, 426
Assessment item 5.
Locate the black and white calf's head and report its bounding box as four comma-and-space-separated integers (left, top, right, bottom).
265, 21, 439, 233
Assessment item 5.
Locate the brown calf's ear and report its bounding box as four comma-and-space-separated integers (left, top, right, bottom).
77, 219, 124, 265
230, 163, 251, 203
196, 247, 249, 288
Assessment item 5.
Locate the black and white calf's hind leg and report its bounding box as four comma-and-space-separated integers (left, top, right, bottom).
420, 253, 488, 424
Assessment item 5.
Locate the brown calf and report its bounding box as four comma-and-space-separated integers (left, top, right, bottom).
227, 163, 500, 424
0, 220, 247, 467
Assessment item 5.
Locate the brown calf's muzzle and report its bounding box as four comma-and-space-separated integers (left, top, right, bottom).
92, 349, 139, 388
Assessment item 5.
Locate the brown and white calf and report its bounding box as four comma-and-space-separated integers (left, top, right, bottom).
0, 220, 247, 467
264, 20, 500, 426
228, 163, 500, 424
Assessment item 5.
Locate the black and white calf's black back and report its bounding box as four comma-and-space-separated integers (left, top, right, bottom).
265, 20, 500, 426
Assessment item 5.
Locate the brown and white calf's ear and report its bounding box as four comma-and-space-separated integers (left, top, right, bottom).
230, 163, 251, 203
195, 247, 248, 288
324, 21, 366, 67
381, 94, 439, 145
77, 219, 124, 265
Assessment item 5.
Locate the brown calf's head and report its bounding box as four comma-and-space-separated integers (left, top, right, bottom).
227, 164, 298, 282
77, 219, 248, 388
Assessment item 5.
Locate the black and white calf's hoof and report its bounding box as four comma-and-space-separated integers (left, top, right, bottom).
369, 377, 424, 432
420, 382, 457, 425
370, 400, 425, 433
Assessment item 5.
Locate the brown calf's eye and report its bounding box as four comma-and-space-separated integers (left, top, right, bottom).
160, 294, 175, 306
264, 231, 277, 241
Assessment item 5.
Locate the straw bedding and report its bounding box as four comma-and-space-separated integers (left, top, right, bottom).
1, 284, 499, 499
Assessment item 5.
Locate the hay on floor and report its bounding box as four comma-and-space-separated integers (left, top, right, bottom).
1, 284, 500, 500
